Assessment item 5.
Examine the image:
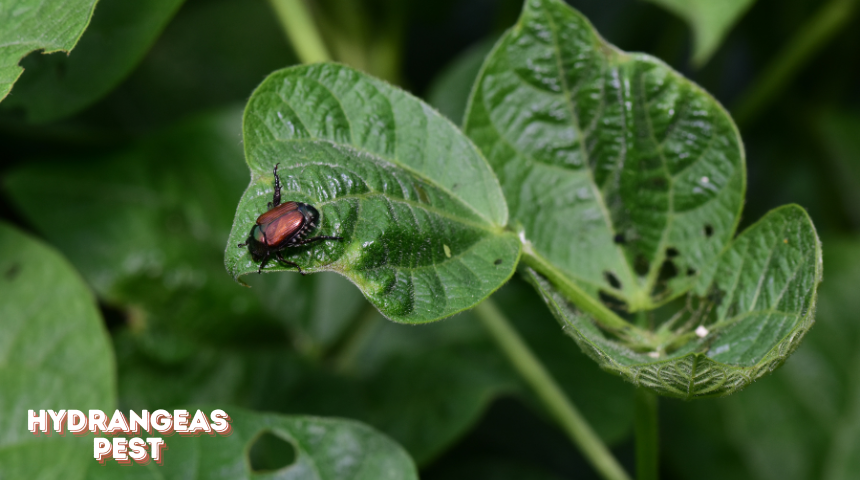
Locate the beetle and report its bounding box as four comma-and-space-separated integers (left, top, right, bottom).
238, 163, 342, 274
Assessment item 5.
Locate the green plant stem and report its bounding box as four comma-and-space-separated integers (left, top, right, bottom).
474, 299, 632, 480
732, 0, 858, 126
635, 389, 659, 480
267, 0, 331, 63
521, 252, 653, 347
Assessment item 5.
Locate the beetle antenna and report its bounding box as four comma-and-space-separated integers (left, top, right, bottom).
272, 163, 282, 207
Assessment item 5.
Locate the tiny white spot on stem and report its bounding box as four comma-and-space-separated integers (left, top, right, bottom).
647, 351, 660, 359
695, 325, 709, 338
701, 176, 709, 183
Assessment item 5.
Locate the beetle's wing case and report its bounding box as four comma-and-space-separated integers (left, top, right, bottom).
257, 201, 299, 225
261, 209, 305, 246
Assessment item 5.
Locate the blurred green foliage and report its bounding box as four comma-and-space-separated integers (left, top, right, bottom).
1, 0, 859, 478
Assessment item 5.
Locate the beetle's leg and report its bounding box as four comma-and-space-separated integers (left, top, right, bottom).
276, 252, 305, 275
294, 235, 343, 246
238, 241, 247, 247
272, 162, 282, 207
257, 253, 270, 274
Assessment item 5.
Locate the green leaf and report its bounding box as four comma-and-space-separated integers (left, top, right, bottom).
1, 0, 184, 123
466, 0, 746, 316
642, 0, 756, 66
106, 407, 418, 479
4, 109, 278, 344
227, 63, 521, 323
0, 222, 115, 477
466, 0, 820, 398
526, 205, 822, 398
463, 0, 822, 397
0, 0, 98, 102
664, 237, 860, 479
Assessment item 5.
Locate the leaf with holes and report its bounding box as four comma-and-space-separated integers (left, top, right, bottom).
226, 64, 521, 323
526, 205, 821, 398
465, 0, 821, 397
0, 0, 99, 102
133, 407, 417, 479
1, 0, 184, 123
76, 406, 417, 478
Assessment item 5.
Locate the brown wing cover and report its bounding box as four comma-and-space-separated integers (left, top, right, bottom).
256, 201, 298, 225
262, 209, 304, 246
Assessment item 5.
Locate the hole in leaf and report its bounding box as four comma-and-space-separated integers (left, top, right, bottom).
604, 271, 622, 289
666, 247, 679, 258
704, 224, 714, 237
494, 258, 503, 265
686, 267, 697, 276
613, 233, 626, 244
657, 260, 678, 282
634, 254, 650, 276
248, 430, 296, 472
599, 290, 629, 312
650, 259, 679, 299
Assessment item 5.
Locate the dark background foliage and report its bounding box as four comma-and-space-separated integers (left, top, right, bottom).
1, 0, 859, 478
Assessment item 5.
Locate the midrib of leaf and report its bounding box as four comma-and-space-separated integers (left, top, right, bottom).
635, 67, 677, 303
525, 7, 698, 312
253, 75, 502, 228
521, 249, 648, 339
550, 10, 635, 293
747, 221, 789, 311
252, 138, 501, 232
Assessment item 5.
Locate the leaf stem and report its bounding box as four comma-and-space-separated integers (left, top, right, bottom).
474, 299, 632, 480
732, 0, 858, 126
521, 251, 649, 341
634, 388, 659, 480
267, 0, 332, 63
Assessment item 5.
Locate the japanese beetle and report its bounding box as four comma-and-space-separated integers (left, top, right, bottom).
238, 163, 342, 274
